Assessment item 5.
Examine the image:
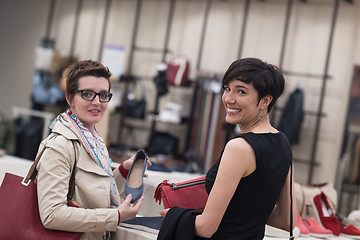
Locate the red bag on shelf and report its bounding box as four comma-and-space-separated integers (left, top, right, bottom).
166, 55, 190, 86
154, 176, 208, 211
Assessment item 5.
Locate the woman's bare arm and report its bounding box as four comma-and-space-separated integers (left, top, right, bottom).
195, 138, 256, 238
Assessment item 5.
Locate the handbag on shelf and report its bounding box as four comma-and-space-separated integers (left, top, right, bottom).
294, 181, 337, 220
122, 80, 147, 119
0, 142, 82, 240
154, 176, 208, 211
123, 94, 146, 119
146, 131, 179, 156
166, 54, 190, 87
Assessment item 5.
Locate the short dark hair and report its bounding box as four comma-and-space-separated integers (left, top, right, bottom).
222, 58, 285, 112
65, 60, 112, 101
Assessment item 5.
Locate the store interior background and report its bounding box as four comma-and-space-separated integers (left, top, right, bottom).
1, 0, 360, 216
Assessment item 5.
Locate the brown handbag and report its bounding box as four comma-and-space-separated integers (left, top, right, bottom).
0, 141, 82, 240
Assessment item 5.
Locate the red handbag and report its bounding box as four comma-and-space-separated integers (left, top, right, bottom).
0, 143, 82, 240
166, 55, 190, 86
0, 173, 82, 240
154, 176, 208, 211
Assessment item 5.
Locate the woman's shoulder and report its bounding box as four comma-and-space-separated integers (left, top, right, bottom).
226, 132, 273, 155
225, 137, 253, 153
42, 131, 79, 156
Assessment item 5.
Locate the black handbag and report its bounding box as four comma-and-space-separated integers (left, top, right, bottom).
146, 131, 179, 156
123, 93, 146, 119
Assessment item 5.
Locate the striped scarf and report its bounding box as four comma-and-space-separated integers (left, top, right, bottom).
50, 110, 120, 239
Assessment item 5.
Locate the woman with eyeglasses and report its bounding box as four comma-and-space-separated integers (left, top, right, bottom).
35, 60, 149, 240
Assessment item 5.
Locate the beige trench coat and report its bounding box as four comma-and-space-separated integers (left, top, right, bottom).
35, 120, 126, 240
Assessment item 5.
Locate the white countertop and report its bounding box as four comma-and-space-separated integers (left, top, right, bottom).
0, 154, 33, 184
0, 155, 354, 240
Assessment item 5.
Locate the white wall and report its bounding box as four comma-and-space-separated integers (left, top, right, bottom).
0, 0, 50, 114
1, 0, 359, 186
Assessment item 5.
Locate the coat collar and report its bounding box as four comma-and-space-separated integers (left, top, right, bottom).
51, 120, 78, 140
50, 119, 110, 177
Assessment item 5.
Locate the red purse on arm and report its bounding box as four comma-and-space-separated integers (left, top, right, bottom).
0, 142, 82, 240
154, 176, 208, 211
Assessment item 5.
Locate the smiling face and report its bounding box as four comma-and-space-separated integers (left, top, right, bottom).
66, 75, 110, 132
222, 79, 264, 128
221, 58, 285, 116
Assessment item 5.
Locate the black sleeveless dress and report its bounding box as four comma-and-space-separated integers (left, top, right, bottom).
205, 132, 292, 240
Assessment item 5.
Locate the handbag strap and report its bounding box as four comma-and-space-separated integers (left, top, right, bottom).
289, 161, 294, 239
22, 140, 78, 201
67, 141, 78, 201
21, 145, 46, 186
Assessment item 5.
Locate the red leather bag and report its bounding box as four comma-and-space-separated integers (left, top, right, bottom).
0, 143, 82, 240
154, 176, 208, 211
0, 173, 82, 240
166, 55, 190, 86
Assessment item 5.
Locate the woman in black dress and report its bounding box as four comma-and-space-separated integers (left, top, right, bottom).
159, 58, 296, 240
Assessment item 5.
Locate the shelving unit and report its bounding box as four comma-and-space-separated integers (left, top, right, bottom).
270, 0, 346, 184
114, 0, 196, 156
24, 0, 354, 179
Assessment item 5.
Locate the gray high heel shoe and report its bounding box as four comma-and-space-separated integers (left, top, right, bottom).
124, 149, 147, 203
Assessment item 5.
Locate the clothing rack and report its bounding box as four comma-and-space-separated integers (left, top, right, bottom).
189, 74, 223, 171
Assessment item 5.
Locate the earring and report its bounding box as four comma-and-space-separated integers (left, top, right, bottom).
67, 106, 74, 114
258, 111, 264, 120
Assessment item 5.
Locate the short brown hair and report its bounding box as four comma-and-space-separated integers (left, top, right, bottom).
65, 60, 112, 101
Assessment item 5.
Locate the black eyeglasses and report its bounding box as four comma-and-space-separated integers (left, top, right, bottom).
72, 89, 113, 102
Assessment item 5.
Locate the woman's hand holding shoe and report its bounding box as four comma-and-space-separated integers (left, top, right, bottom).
117, 194, 144, 223
122, 153, 152, 171
124, 149, 151, 203
119, 152, 152, 179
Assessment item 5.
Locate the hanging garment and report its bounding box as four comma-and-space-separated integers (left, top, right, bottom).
278, 87, 304, 145
348, 135, 360, 184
